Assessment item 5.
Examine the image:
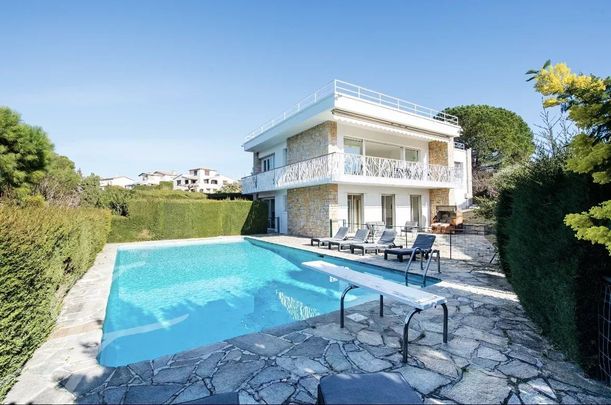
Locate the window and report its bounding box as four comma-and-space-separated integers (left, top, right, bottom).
366, 141, 401, 160
177, 180, 181, 185
405, 148, 419, 162
344, 138, 363, 155
203, 179, 209, 184
410, 195, 422, 227
260, 154, 275, 172
454, 162, 464, 180
211, 180, 218, 184
192, 170, 198, 176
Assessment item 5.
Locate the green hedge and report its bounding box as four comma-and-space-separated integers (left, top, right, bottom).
0, 206, 111, 398
108, 199, 268, 242
497, 156, 610, 374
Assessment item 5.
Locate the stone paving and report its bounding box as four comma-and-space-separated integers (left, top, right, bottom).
5, 235, 611, 404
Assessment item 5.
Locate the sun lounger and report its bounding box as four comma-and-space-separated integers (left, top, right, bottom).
384, 234, 436, 262
350, 229, 399, 255
328, 228, 369, 251
317, 372, 422, 404
303, 260, 448, 362
311, 227, 349, 247
384, 234, 440, 287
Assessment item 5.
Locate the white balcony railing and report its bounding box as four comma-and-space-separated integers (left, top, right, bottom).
244, 80, 459, 143
241, 153, 461, 194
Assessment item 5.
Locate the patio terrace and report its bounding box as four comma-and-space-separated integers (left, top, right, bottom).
5, 235, 611, 404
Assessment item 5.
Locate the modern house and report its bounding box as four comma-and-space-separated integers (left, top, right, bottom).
173, 168, 235, 193
137, 170, 178, 186
99, 176, 135, 189
241, 80, 473, 236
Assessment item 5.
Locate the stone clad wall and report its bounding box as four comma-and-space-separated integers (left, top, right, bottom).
428, 140, 451, 222
287, 184, 338, 237
428, 140, 449, 166
287, 121, 337, 164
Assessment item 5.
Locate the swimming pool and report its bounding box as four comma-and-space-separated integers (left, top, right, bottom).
99, 238, 439, 366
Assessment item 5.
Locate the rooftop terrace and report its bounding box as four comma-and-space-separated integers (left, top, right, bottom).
244, 80, 460, 144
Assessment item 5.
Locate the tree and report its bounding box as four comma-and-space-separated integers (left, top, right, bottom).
528, 61, 611, 253
216, 182, 241, 194
0, 107, 53, 198
35, 154, 82, 206
79, 174, 103, 208
443, 105, 535, 171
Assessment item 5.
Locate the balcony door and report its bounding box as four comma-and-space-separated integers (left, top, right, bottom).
260, 154, 275, 172
347, 194, 363, 232
381, 195, 395, 228
344, 138, 363, 176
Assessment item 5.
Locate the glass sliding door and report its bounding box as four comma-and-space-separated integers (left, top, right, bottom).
410, 195, 422, 227
344, 138, 363, 176
263, 198, 276, 230
381, 195, 395, 228
347, 194, 363, 232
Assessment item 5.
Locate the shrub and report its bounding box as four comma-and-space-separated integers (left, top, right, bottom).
497, 155, 610, 373
100, 186, 133, 216
0, 206, 111, 398
108, 199, 268, 242
131, 188, 207, 200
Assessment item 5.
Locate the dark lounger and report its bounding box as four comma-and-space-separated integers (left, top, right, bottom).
311, 226, 349, 247
317, 372, 422, 404
328, 228, 369, 251
384, 234, 436, 262
350, 229, 399, 255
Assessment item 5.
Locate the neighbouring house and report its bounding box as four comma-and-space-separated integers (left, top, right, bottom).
241, 80, 473, 235
99, 176, 135, 189
137, 170, 178, 186
173, 168, 235, 193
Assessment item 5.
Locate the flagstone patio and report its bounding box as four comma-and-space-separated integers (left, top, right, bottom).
5, 235, 611, 404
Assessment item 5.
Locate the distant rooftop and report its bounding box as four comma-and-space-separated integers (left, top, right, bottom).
244, 79, 459, 143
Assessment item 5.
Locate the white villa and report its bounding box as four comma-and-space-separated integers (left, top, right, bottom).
99, 176, 135, 189
241, 80, 473, 236
173, 168, 235, 193
137, 170, 178, 186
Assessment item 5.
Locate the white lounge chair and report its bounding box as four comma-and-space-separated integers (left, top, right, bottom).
303, 260, 448, 363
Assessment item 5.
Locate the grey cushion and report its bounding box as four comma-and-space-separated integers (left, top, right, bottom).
317, 372, 422, 404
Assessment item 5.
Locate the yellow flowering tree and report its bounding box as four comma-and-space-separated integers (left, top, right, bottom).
528, 61, 611, 253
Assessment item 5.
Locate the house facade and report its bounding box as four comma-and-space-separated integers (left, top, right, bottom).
99, 176, 135, 189
241, 80, 473, 236
138, 170, 178, 186
173, 168, 234, 193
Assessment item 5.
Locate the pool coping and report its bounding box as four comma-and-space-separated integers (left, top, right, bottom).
6, 234, 444, 403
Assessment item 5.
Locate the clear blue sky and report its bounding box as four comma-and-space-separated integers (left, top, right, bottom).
1, 0, 609, 180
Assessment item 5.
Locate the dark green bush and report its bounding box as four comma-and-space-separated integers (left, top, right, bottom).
497, 155, 610, 373
0, 206, 111, 398
108, 199, 268, 242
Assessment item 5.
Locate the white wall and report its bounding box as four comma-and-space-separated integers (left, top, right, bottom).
452, 148, 473, 209
256, 141, 288, 171
337, 123, 430, 164
337, 184, 430, 228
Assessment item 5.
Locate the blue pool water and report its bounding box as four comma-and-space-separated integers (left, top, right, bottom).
99, 238, 439, 366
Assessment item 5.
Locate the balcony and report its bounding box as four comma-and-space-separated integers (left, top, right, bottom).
241, 153, 461, 194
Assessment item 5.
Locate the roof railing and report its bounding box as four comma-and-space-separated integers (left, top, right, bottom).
244, 80, 459, 142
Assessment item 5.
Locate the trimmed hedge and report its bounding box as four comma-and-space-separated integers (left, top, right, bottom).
108, 199, 268, 242
497, 156, 610, 374
0, 206, 111, 398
